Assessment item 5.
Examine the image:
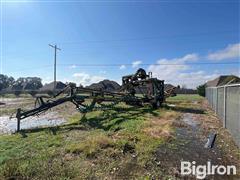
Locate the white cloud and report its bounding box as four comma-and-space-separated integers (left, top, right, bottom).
132, 60, 142, 68
42, 76, 52, 85
69, 64, 77, 69
147, 53, 222, 88
207, 43, 240, 61
148, 53, 199, 81
175, 71, 221, 89
119, 65, 126, 70
72, 72, 105, 86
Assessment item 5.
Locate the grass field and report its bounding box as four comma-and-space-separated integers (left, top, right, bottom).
168, 94, 204, 101
0, 94, 239, 179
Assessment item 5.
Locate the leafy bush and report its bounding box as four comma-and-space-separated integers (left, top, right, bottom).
197, 84, 206, 97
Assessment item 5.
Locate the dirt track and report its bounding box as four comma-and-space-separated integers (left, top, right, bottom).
155, 100, 240, 179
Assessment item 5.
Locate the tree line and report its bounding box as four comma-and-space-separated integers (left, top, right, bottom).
0, 74, 43, 96
1, 73, 206, 97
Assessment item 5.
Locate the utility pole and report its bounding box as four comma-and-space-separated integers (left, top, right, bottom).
49, 44, 61, 91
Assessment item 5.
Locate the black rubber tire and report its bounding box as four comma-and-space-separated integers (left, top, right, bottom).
151, 100, 161, 109
156, 100, 161, 108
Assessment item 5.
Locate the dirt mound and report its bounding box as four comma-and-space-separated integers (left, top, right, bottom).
86, 79, 121, 92
40, 81, 66, 92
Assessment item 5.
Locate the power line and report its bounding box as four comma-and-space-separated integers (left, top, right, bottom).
58, 30, 239, 45
58, 61, 240, 67
49, 44, 61, 90
4, 61, 239, 74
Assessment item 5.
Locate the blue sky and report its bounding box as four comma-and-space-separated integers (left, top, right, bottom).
1, 0, 239, 88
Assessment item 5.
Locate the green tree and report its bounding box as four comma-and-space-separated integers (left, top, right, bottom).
24, 77, 43, 90
197, 84, 206, 97
12, 78, 24, 96
0, 74, 15, 91
24, 77, 43, 97
12, 77, 43, 97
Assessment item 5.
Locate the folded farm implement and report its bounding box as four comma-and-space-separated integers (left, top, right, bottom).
14, 68, 176, 132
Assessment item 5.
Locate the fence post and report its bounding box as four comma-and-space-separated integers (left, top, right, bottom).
216, 88, 218, 114
223, 86, 226, 128
211, 88, 213, 108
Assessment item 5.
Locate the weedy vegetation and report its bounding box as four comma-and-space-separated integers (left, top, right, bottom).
0, 94, 238, 179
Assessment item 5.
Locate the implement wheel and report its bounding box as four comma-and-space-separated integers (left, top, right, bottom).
152, 100, 161, 109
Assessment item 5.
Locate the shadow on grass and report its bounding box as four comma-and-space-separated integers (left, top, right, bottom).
80, 106, 159, 131
19, 121, 88, 136
19, 106, 159, 135
18, 103, 204, 136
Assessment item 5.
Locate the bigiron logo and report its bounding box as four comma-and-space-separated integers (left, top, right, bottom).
181, 161, 237, 179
